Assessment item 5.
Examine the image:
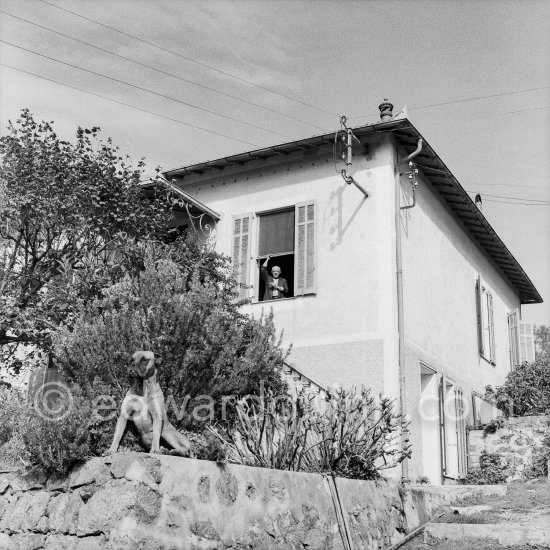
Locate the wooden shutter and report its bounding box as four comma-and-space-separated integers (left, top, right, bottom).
456, 390, 468, 476
476, 276, 484, 356
294, 202, 316, 295
519, 322, 535, 364
487, 292, 495, 361
508, 310, 519, 368
438, 376, 447, 477
232, 214, 252, 298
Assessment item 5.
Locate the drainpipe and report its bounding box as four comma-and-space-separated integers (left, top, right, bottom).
400, 139, 423, 211
389, 121, 423, 481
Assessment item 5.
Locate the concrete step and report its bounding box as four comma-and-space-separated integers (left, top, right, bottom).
425, 522, 550, 547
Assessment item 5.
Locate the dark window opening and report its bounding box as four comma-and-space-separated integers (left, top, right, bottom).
258, 253, 295, 301
257, 208, 295, 301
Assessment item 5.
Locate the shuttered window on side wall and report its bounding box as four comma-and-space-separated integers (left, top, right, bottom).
519, 322, 535, 364
508, 310, 519, 368
295, 202, 316, 295
232, 214, 252, 299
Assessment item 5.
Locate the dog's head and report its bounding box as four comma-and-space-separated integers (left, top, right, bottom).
128, 350, 161, 379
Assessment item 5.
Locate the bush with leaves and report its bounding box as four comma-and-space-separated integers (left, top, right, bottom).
210, 386, 411, 480
461, 451, 511, 485
51, 252, 288, 448
491, 359, 550, 417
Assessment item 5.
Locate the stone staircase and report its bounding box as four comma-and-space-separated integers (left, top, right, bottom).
280, 361, 327, 401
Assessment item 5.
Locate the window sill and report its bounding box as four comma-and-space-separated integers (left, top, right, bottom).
250, 293, 316, 305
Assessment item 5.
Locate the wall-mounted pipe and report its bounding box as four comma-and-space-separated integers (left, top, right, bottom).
394, 137, 422, 482
399, 139, 423, 211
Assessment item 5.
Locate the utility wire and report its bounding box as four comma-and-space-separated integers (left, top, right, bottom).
0, 9, 327, 132
505, 106, 550, 114
347, 85, 550, 120
38, 0, 338, 117
1, 63, 337, 166
0, 39, 299, 141
482, 198, 549, 206
0, 63, 260, 148
466, 191, 549, 203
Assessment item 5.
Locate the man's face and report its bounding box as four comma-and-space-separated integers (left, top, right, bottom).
271, 266, 281, 278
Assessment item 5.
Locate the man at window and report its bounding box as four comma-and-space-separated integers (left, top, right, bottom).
261, 255, 288, 301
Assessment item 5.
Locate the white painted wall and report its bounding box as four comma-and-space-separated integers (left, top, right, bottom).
174, 137, 398, 394
399, 162, 522, 481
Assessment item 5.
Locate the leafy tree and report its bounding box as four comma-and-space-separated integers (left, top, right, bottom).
0, 110, 172, 369
52, 252, 288, 436
535, 324, 550, 363
493, 359, 550, 416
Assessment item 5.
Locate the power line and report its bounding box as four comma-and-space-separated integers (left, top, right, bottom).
0, 63, 337, 166
482, 198, 550, 206
466, 182, 547, 190
505, 106, 550, 114
0, 63, 261, 148
38, 0, 338, 118
0, 9, 327, 132
467, 191, 549, 203
347, 85, 550, 120
0, 39, 299, 141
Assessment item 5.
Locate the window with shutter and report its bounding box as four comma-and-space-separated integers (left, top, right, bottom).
295, 202, 316, 295
477, 277, 496, 364
508, 310, 519, 368
519, 322, 535, 363
232, 214, 252, 299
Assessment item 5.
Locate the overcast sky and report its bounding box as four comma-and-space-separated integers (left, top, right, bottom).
1, 0, 549, 324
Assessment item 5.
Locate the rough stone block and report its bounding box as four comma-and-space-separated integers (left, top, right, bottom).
47, 492, 84, 534
9, 533, 45, 550
0, 533, 12, 550
19, 491, 50, 532
9, 468, 47, 492
69, 460, 111, 489
77, 482, 162, 536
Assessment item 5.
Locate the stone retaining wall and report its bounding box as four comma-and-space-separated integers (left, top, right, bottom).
0, 453, 502, 550
468, 415, 550, 480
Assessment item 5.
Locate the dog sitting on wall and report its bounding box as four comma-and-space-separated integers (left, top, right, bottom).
105, 350, 191, 456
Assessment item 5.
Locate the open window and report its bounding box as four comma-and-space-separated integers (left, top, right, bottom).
254, 202, 316, 301
257, 208, 295, 300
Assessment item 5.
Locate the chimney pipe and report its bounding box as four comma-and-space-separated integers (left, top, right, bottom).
379, 99, 394, 122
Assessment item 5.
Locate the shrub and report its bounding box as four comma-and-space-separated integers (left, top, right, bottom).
210, 386, 411, 480
52, 253, 288, 438
493, 359, 550, 416
525, 433, 550, 479
461, 451, 511, 485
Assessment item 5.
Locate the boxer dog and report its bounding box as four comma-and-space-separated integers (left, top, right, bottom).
106, 350, 191, 456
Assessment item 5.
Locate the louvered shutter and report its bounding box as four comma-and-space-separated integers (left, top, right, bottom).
294, 202, 316, 295
456, 390, 468, 476
508, 310, 519, 368
487, 292, 495, 361
519, 322, 535, 364
476, 276, 484, 355
232, 214, 252, 298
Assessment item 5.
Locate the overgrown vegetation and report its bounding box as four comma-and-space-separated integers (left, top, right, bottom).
461, 451, 511, 485
0, 112, 288, 474
210, 386, 411, 480
487, 359, 550, 417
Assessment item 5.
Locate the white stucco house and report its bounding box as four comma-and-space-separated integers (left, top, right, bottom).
160, 100, 541, 484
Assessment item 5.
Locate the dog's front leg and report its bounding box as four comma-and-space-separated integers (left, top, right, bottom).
105, 414, 128, 455
150, 414, 162, 454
